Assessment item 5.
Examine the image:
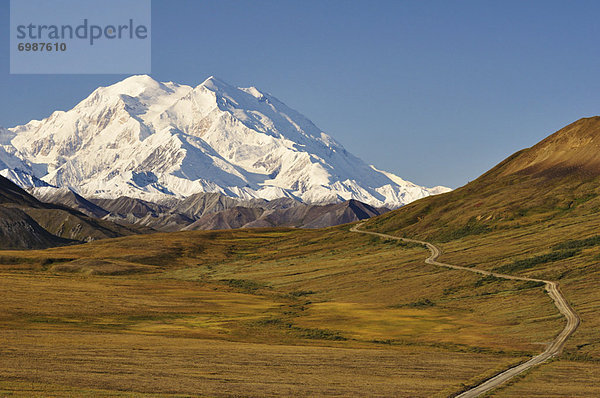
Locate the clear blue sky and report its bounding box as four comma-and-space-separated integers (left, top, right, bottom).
1, 0, 599, 188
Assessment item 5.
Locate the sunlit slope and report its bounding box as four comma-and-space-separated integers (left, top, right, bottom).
360, 117, 600, 395
365, 117, 600, 241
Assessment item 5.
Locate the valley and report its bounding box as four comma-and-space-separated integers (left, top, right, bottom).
0, 223, 575, 397
3, 1, 598, 396
1, 89, 600, 396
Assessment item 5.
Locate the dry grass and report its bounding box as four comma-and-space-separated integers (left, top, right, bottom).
0, 225, 558, 396
437, 215, 600, 361
6, 119, 600, 395
425, 216, 600, 394
366, 200, 600, 393
489, 360, 600, 397
354, 141, 600, 395
0, 329, 520, 397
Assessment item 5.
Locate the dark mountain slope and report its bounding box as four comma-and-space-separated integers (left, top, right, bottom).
184, 207, 265, 230
0, 175, 45, 207
302, 199, 385, 228
0, 207, 73, 249
91, 196, 169, 219
0, 176, 144, 248
84, 191, 387, 231
185, 199, 389, 230
172, 192, 267, 219
32, 188, 109, 218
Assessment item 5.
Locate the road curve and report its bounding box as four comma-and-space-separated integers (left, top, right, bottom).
350, 223, 580, 397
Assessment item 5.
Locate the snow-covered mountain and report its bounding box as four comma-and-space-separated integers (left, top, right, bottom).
0, 76, 450, 207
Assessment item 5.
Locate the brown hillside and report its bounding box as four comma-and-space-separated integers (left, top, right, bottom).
494, 116, 600, 178
364, 117, 600, 240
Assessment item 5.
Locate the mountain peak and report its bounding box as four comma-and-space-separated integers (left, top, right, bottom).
199, 75, 231, 91
2, 76, 449, 208
114, 74, 160, 90
496, 116, 600, 178
94, 74, 164, 99
123, 74, 157, 83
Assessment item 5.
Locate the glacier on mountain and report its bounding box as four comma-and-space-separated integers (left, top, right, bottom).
0, 76, 450, 208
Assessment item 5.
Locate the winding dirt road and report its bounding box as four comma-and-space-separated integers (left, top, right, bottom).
350, 223, 580, 397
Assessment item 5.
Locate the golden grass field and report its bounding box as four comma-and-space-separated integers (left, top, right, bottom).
355, 122, 600, 396
0, 225, 568, 397
427, 214, 600, 396
362, 197, 600, 393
